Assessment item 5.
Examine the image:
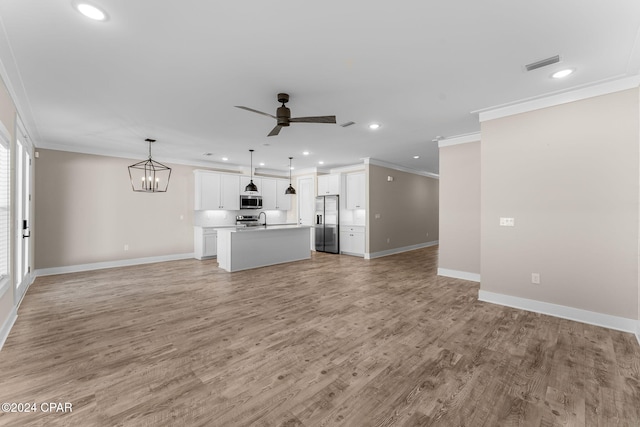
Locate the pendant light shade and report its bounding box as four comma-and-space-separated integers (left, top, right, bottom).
128, 139, 171, 192
285, 157, 296, 195
245, 149, 258, 192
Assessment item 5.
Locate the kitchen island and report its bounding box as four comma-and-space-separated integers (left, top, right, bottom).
216, 225, 311, 272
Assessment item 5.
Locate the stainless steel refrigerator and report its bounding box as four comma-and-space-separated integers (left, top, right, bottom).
315, 195, 339, 253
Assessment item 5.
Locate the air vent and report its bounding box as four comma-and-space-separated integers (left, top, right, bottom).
525, 55, 560, 72
340, 121, 356, 127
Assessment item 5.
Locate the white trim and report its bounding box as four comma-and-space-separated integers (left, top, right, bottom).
636, 320, 640, 346
476, 75, 640, 123
365, 240, 438, 259
437, 268, 481, 282
0, 306, 17, 351
478, 290, 637, 334
38, 142, 248, 171
329, 163, 366, 174
0, 276, 10, 299
0, 118, 10, 144
364, 158, 439, 179
438, 133, 481, 148
34, 253, 194, 277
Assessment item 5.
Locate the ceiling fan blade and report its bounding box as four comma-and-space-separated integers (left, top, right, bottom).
289, 116, 337, 124
235, 106, 276, 119
268, 125, 283, 137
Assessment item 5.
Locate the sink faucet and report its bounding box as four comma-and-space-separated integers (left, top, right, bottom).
258, 211, 267, 227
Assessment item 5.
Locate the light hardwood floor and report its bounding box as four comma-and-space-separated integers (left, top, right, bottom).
0, 246, 639, 426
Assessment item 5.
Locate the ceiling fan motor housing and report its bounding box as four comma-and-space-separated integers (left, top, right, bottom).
276, 105, 291, 126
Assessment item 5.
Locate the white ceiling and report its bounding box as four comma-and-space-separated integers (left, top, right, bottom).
0, 1, 639, 175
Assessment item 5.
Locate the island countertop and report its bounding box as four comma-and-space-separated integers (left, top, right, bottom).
217, 225, 311, 272
231, 224, 310, 232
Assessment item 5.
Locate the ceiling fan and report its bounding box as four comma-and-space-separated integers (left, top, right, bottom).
235, 93, 336, 136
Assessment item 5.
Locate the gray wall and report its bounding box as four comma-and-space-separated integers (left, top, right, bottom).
34, 149, 196, 269
367, 164, 439, 254
438, 141, 480, 275
481, 89, 639, 320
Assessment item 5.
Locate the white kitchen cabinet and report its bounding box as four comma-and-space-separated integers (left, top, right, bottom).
275, 180, 292, 210
340, 225, 365, 256
346, 173, 365, 209
194, 171, 240, 210
240, 176, 262, 196
260, 178, 277, 209
317, 174, 340, 195
194, 227, 217, 260
261, 178, 292, 210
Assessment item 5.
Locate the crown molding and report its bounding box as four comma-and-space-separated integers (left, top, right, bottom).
438, 133, 481, 148
329, 162, 366, 174
0, 19, 39, 144
364, 158, 439, 179
36, 142, 245, 171
475, 75, 640, 122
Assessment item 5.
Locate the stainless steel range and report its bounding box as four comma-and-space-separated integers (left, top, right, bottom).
236, 214, 261, 227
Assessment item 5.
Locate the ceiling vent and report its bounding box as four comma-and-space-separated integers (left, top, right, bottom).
525, 55, 560, 72
340, 121, 356, 127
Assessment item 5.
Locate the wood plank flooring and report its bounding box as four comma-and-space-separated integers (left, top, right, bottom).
0, 246, 638, 426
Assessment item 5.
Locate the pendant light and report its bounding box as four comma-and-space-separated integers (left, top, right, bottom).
245, 149, 258, 192
128, 139, 171, 192
285, 157, 296, 195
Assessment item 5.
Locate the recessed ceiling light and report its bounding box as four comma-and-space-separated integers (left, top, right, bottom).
302, 151, 310, 156
222, 157, 228, 161
259, 162, 265, 166
75, 2, 108, 21
369, 123, 380, 130
318, 161, 324, 165
551, 69, 574, 79
413, 155, 420, 159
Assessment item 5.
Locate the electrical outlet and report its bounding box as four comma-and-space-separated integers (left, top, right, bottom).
386, 237, 391, 243
531, 273, 540, 284
375, 213, 381, 219
124, 244, 129, 251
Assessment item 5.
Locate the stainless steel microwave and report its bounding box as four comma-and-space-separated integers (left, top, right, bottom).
240, 195, 262, 209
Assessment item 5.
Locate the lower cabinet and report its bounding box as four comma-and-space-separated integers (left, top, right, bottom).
340, 226, 365, 256
194, 227, 217, 260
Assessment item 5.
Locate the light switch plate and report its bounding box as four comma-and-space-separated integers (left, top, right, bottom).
499, 217, 515, 227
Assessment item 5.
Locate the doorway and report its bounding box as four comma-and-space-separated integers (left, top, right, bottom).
14, 136, 31, 304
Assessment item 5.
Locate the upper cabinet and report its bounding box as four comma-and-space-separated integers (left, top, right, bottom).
346, 172, 365, 209
317, 174, 340, 196
261, 178, 292, 210
194, 171, 240, 210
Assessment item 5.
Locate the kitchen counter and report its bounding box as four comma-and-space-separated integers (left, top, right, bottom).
217, 225, 311, 272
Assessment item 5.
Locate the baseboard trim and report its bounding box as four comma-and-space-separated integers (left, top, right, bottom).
437, 268, 481, 283
34, 253, 195, 277
365, 240, 438, 259
0, 307, 17, 351
478, 290, 637, 334
636, 321, 640, 346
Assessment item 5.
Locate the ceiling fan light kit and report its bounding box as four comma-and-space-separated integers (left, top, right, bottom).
128, 139, 171, 193
236, 93, 337, 137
